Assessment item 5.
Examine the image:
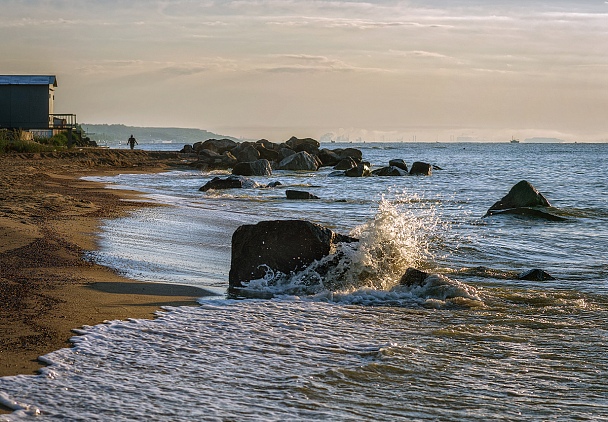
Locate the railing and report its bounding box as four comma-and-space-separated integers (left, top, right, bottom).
49, 114, 77, 129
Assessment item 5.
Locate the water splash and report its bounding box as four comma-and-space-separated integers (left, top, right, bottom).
241, 197, 449, 299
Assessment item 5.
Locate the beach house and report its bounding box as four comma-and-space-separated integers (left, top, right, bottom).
0, 75, 77, 139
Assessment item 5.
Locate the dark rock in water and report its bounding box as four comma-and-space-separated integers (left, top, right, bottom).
372, 166, 408, 177
389, 159, 408, 172
345, 162, 371, 177
484, 180, 565, 220
518, 269, 556, 281
487, 180, 551, 213
409, 161, 432, 176
334, 157, 357, 171
266, 181, 283, 188
487, 208, 567, 221
229, 220, 358, 289
285, 190, 319, 200
399, 268, 430, 287
278, 151, 319, 171
232, 159, 272, 176
199, 175, 258, 192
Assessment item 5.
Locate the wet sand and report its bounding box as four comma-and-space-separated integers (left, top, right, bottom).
0, 149, 211, 385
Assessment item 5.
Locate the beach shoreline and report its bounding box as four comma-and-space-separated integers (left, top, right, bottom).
0, 149, 212, 386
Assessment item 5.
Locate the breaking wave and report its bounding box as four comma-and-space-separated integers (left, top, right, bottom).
239, 198, 481, 307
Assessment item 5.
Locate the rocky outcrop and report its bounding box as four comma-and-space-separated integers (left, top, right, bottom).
229, 220, 357, 289
199, 175, 258, 192
285, 190, 319, 200
277, 151, 319, 171
232, 159, 272, 176
409, 161, 432, 176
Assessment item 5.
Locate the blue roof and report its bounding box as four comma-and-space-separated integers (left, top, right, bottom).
0, 75, 57, 87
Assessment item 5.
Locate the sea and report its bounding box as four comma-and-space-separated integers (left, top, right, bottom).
1, 142, 607, 421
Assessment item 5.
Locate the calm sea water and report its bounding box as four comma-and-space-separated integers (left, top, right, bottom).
1, 142, 607, 421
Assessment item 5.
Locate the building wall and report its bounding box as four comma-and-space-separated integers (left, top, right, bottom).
0, 84, 51, 129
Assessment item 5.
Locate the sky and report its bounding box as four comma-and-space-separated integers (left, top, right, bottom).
1, 0, 607, 142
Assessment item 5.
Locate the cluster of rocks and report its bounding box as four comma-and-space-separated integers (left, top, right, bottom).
182, 136, 434, 178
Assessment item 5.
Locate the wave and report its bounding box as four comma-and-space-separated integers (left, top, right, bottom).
237, 199, 482, 307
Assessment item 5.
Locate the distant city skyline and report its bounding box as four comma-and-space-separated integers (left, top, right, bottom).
2, 0, 607, 142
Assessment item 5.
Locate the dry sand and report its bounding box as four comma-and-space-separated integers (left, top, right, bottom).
0, 149, 210, 390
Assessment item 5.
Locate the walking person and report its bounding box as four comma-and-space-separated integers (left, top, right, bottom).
128, 134, 138, 150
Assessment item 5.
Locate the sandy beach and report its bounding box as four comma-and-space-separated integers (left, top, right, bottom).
0, 149, 210, 385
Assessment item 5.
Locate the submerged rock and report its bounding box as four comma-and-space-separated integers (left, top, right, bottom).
199, 175, 258, 192
229, 220, 357, 289
372, 166, 408, 177
285, 190, 319, 200
518, 269, 556, 281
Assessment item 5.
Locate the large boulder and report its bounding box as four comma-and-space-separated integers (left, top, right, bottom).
229, 220, 357, 289
232, 159, 272, 176
277, 151, 319, 171
372, 166, 408, 177
285, 136, 320, 155
199, 175, 258, 192
486, 180, 551, 214
409, 161, 432, 176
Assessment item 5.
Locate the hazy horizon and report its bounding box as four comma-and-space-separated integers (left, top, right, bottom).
2, 0, 607, 143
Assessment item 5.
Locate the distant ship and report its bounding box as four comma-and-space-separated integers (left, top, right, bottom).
510, 137, 520, 144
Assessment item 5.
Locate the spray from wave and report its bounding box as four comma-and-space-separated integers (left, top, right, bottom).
241, 197, 472, 305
